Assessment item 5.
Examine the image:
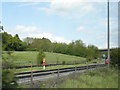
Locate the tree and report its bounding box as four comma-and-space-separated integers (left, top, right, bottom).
110, 48, 120, 67
2, 32, 27, 51
23, 37, 34, 45
86, 45, 99, 59
2, 69, 18, 88
37, 50, 46, 65
29, 38, 51, 51
2, 32, 13, 50
2, 51, 19, 89
67, 41, 75, 55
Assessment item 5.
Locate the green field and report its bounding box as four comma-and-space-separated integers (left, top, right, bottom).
3, 51, 103, 73
3, 51, 88, 65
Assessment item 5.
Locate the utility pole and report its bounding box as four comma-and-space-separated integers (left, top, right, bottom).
107, 0, 110, 67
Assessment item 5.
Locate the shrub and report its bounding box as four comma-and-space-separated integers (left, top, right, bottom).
110, 48, 120, 67
86, 56, 92, 62
62, 61, 66, 65
37, 50, 46, 65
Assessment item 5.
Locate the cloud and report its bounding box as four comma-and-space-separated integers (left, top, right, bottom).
19, 32, 70, 44
18, 2, 40, 7
13, 25, 70, 43
14, 25, 39, 33
36, 0, 97, 17
76, 26, 85, 32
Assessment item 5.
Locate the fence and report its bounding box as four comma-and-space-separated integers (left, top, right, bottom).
15, 63, 107, 87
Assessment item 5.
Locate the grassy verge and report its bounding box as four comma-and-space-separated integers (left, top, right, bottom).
39, 67, 118, 88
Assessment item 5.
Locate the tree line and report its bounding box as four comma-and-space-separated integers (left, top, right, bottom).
2, 32, 27, 51
2, 32, 99, 60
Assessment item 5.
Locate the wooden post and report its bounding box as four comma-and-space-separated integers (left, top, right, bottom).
57, 68, 59, 79
87, 65, 88, 70
87, 62, 88, 70
30, 61, 33, 86
75, 66, 77, 72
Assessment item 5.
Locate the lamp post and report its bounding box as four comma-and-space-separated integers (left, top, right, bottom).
107, 0, 110, 67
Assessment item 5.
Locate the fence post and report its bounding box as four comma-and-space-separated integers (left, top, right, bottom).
30, 61, 33, 87
87, 64, 88, 70
75, 66, 77, 72
57, 68, 59, 79
97, 63, 99, 69
74, 66, 77, 78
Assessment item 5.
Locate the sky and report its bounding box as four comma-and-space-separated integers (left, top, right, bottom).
1, 0, 118, 49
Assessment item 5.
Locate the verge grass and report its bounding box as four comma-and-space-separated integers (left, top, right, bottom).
54, 67, 118, 88
39, 67, 118, 88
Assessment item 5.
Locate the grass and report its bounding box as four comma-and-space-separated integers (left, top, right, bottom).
3, 51, 103, 73
3, 51, 87, 66
39, 67, 118, 88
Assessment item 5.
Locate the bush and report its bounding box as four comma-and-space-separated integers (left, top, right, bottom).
2, 69, 18, 88
86, 56, 92, 62
62, 61, 66, 65
110, 48, 120, 67
37, 50, 46, 65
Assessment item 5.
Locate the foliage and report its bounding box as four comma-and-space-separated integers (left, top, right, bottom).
2, 69, 18, 89
24, 36, 99, 58
110, 48, 120, 67
37, 50, 46, 65
29, 38, 51, 51
2, 51, 16, 69
86, 56, 92, 62
23, 37, 34, 45
86, 45, 99, 59
2, 32, 27, 51
62, 61, 66, 65
2, 51, 19, 88
3, 32, 99, 59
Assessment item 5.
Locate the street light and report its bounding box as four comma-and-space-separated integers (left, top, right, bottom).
107, 0, 110, 67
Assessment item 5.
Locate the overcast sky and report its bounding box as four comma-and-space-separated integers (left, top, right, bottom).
1, 0, 118, 49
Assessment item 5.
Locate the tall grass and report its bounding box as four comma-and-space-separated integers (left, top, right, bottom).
39, 67, 118, 88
